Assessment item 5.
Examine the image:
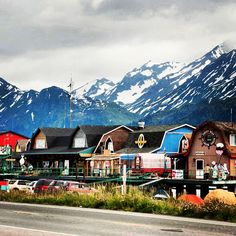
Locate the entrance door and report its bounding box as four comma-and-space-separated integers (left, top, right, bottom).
196, 159, 204, 179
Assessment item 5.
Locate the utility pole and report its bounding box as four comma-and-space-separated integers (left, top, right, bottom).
67, 78, 96, 128
68, 76, 73, 128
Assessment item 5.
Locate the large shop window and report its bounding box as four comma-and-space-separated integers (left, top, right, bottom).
230, 134, 236, 146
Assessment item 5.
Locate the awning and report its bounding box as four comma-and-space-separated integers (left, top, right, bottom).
21, 146, 96, 157
78, 146, 96, 157
86, 157, 119, 161
120, 154, 136, 161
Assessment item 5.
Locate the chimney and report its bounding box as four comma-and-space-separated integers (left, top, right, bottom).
138, 121, 145, 129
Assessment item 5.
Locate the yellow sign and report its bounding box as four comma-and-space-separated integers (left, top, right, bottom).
135, 134, 147, 149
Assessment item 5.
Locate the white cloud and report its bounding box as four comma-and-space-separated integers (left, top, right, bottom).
0, 0, 235, 91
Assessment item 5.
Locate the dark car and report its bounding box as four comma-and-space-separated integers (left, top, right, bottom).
48, 180, 68, 193
34, 179, 53, 193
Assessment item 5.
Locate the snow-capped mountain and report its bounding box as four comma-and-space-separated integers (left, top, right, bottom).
121, 44, 230, 115
141, 47, 236, 118
100, 61, 184, 106
0, 42, 235, 136
0, 78, 137, 136
73, 78, 115, 99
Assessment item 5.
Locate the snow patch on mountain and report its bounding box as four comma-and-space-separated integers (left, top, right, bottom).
74, 78, 115, 99
141, 69, 152, 77
116, 78, 156, 104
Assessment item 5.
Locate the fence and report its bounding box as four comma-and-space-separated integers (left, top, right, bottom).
0, 166, 232, 181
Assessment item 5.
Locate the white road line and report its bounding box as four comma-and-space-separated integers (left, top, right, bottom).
13, 210, 40, 215
0, 224, 78, 236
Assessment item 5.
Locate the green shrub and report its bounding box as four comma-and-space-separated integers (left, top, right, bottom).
0, 188, 235, 223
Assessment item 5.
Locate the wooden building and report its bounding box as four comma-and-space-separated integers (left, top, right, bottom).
187, 121, 236, 179
85, 125, 134, 177
0, 131, 29, 172
117, 125, 181, 176
22, 125, 133, 177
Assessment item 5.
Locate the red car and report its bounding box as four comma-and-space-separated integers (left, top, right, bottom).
48, 180, 68, 193
34, 179, 53, 193
64, 181, 97, 194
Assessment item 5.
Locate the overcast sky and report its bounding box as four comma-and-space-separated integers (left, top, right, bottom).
0, 0, 235, 92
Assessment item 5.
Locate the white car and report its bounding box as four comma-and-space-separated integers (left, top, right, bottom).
26, 180, 37, 193
8, 179, 30, 191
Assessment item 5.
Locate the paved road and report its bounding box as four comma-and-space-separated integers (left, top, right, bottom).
0, 202, 235, 236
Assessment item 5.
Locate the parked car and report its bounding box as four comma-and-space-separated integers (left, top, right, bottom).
26, 180, 37, 193
34, 179, 53, 193
64, 181, 97, 194
48, 180, 68, 193
8, 179, 30, 191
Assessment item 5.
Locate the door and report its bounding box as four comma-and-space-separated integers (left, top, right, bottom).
196, 159, 204, 179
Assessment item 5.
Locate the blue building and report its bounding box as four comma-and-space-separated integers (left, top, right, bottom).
152, 124, 195, 156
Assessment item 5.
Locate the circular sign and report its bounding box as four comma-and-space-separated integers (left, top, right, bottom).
201, 130, 217, 147
135, 134, 147, 149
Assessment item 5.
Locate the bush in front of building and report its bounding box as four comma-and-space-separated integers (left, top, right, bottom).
0, 188, 235, 222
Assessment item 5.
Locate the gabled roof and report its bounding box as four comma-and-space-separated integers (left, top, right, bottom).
212, 121, 236, 133
80, 125, 119, 147
133, 125, 178, 133
0, 130, 29, 139
94, 125, 134, 152
80, 125, 120, 135
152, 124, 195, 154
117, 130, 165, 154
189, 121, 236, 158
72, 125, 133, 148
32, 128, 75, 148
117, 124, 195, 154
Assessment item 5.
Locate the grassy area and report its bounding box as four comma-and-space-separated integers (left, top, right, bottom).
0, 186, 235, 222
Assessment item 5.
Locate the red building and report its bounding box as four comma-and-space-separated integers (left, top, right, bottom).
0, 131, 29, 153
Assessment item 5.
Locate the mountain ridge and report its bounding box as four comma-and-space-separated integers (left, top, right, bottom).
0, 43, 235, 136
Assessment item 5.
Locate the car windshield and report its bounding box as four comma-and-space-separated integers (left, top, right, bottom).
9, 180, 16, 184
56, 181, 66, 186
37, 180, 52, 186
49, 181, 66, 187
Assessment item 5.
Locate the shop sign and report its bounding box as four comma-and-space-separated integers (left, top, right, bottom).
135, 134, 147, 149
172, 169, 184, 179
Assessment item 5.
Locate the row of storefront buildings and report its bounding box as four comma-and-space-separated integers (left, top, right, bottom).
0, 120, 236, 180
